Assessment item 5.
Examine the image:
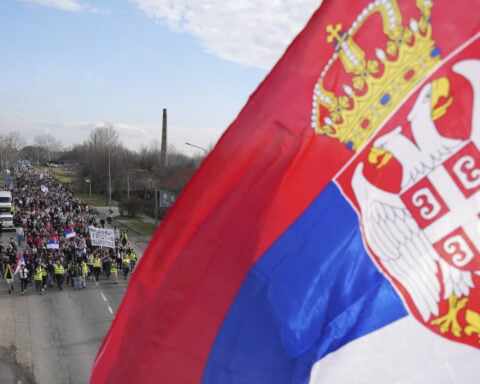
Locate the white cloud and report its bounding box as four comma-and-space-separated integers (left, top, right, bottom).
130, 0, 321, 69
19, 0, 98, 13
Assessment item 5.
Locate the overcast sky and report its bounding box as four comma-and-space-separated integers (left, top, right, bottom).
0, 0, 321, 155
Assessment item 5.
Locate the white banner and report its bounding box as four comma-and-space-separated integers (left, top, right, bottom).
89, 226, 115, 248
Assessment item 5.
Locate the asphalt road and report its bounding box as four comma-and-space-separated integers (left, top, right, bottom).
0, 212, 152, 384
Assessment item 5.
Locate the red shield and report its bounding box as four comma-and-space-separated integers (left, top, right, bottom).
336, 39, 480, 348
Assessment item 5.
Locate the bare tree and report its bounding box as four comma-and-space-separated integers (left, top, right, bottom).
1, 131, 27, 171
138, 139, 162, 173
4, 131, 27, 151
167, 144, 196, 171
87, 123, 120, 151
34, 132, 63, 163
84, 123, 126, 200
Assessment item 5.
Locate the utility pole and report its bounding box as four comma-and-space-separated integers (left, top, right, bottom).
127, 172, 130, 199
108, 150, 112, 213
155, 189, 159, 226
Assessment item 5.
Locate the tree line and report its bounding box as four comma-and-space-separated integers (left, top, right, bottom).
1, 124, 209, 211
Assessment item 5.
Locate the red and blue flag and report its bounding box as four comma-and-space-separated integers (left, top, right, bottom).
14, 253, 25, 275
47, 235, 60, 250
64, 225, 76, 239
91, 0, 480, 382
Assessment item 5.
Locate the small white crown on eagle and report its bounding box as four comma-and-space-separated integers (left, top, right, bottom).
311, 0, 443, 151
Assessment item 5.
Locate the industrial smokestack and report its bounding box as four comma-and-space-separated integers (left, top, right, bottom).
161, 108, 167, 173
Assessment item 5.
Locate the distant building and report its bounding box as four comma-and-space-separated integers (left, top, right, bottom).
159, 189, 176, 208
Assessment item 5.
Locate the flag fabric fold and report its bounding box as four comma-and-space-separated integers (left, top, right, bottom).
91, 1, 480, 383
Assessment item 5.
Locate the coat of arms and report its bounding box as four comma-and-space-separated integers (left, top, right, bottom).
312, 0, 480, 348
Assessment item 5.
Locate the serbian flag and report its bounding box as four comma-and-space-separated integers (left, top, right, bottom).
64, 225, 76, 239
47, 235, 59, 249
14, 253, 25, 275
91, 1, 480, 383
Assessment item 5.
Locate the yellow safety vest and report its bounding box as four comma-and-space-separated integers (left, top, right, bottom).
81, 263, 89, 274
122, 257, 130, 266
130, 252, 136, 261
54, 264, 64, 275
110, 265, 117, 273
93, 258, 101, 268
34, 268, 43, 281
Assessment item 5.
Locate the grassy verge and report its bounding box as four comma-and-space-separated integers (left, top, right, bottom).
115, 217, 157, 237
50, 168, 74, 184
49, 168, 115, 207
75, 193, 111, 207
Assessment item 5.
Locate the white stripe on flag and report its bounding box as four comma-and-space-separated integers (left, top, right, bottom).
309, 316, 479, 384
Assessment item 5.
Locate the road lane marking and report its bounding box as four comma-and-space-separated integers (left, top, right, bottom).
98, 287, 114, 317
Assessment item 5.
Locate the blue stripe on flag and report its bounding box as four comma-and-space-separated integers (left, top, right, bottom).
203, 182, 408, 383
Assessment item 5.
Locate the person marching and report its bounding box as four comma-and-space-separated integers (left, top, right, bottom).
110, 262, 118, 284
4, 264, 14, 294
54, 260, 65, 291
34, 264, 44, 295
122, 254, 130, 280
18, 264, 29, 295
72, 262, 82, 290
129, 249, 137, 271
120, 230, 128, 246
66, 261, 74, 287
41, 263, 48, 293
81, 260, 88, 288
93, 254, 102, 282
86, 253, 94, 280
46, 260, 55, 287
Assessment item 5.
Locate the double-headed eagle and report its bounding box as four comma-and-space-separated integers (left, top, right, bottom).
351, 59, 480, 336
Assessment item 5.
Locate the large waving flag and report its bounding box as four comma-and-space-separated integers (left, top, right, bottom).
91, 1, 480, 383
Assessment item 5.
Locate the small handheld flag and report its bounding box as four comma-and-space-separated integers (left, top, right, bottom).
47, 235, 59, 250
14, 253, 25, 275
64, 226, 76, 239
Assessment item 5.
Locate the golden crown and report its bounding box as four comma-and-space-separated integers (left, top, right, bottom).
311, 0, 441, 151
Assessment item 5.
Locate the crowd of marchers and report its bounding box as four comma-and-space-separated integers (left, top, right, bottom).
1, 166, 138, 296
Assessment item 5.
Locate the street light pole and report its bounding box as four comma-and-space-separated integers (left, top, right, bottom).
85, 177, 92, 197
185, 142, 207, 155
